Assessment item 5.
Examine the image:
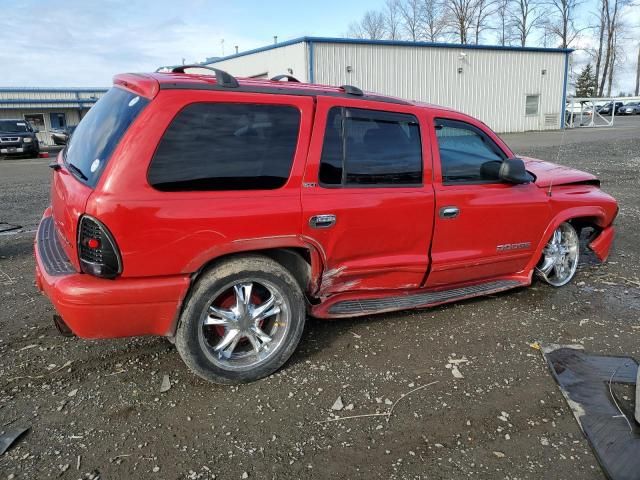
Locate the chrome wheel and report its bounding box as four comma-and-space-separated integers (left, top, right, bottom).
536, 222, 580, 287
198, 279, 290, 370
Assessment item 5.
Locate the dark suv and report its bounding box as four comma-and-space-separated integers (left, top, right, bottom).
0, 119, 40, 157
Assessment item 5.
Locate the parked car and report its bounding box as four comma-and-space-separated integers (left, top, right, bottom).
35, 68, 618, 384
0, 119, 40, 157
565, 103, 593, 124
597, 101, 624, 115
619, 102, 640, 115
50, 125, 77, 145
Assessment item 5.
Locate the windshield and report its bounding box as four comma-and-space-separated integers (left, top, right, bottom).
0, 120, 29, 133
65, 87, 148, 187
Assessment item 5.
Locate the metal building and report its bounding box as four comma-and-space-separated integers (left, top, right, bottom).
0, 88, 107, 145
204, 37, 571, 133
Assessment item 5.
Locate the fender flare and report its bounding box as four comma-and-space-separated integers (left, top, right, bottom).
167, 237, 327, 336
523, 205, 609, 274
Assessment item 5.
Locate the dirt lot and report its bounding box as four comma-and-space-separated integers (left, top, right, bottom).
1, 118, 639, 479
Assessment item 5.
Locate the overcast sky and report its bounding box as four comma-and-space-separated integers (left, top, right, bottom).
1, 0, 638, 93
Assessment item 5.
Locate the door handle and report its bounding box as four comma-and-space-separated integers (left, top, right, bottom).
439, 206, 460, 219
309, 214, 336, 229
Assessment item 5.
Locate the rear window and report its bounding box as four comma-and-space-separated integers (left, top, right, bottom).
148, 103, 300, 191
64, 87, 148, 187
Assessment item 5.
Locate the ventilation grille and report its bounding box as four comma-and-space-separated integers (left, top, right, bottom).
544, 113, 559, 127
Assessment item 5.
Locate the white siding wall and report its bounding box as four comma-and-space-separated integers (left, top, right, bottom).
206, 42, 309, 82
312, 43, 566, 133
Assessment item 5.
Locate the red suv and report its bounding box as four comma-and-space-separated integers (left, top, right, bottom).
35, 67, 617, 384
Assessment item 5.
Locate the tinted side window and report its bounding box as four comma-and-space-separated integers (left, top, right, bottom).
148, 103, 300, 191
319, 107, 422, 186
434, 119, 507, 184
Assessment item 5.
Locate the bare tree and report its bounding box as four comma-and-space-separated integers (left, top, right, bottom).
597, 0, 627, 96
510, 0, 543, 46
546, 0, 584, 48
346, 21, 365, 38
592, 0, 607, 93
494, 0, 514, 45
444, 0, 478, 43
635, 43, 640, 97
473, 0, 498, 44
347, 10, 387, 39
422, 0, 447, 41
399, 0, 423, 40
383, 0, 404, 39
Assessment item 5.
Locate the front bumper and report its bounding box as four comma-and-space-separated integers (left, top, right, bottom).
0, 142, 37, 156
589, 225, 615, 262
34, 211, 191, 338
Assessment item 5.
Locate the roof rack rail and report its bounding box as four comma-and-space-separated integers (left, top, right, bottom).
341, 84, 363, 96
270, 74, 300, 83
170, 65, 239, 88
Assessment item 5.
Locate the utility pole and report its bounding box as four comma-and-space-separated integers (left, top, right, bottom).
635, 43, 640, 96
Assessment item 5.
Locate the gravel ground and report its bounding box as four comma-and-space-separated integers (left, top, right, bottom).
1, 120, 639, 480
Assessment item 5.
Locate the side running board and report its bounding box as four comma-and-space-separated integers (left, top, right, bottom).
327, 280, 523, 316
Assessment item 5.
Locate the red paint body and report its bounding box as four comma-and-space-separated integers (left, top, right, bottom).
34, 73, 618, 338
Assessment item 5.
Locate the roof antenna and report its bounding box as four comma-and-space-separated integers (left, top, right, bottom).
549, 101, 570, 197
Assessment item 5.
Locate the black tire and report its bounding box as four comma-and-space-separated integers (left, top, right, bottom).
175, 255, 306, 384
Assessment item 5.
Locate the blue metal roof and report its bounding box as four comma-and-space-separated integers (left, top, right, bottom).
0, 87, 108, 93
206, 36, 573, 65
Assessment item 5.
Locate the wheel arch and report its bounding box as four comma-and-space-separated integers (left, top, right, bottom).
524, 206, 610, 274
168, 244, 324, 337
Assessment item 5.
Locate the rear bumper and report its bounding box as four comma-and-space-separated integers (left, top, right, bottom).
34, 212, 191, 339
589, 225, 615, 262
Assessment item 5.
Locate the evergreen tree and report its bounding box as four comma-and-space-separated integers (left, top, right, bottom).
575, 64, 596, 97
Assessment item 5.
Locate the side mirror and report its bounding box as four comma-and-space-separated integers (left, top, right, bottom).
499, 158, 531, 184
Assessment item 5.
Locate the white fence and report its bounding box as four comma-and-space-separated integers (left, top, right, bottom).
565, 96, 640, 128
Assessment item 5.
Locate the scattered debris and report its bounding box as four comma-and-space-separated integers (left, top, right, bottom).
543, 345, 640, 480
160, 375, 171, 393
68, 388, 79, 398
317, 381, 439, 425
331, 396, 344, 411
0, 426, 30, 455
387, 381, 439, 422
493, 451, 505, 458
446, 357, 469, 379
0, 222, 21, 234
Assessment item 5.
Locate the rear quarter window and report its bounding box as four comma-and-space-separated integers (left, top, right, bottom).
65, 87, 148, 187
148, 103, 301, 191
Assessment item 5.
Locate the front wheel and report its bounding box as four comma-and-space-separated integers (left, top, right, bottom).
535, 222, 580, 287
175, 255, 306, 384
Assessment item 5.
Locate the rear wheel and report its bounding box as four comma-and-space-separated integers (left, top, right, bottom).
535, 222, 580, 287
175, 255, 306, 384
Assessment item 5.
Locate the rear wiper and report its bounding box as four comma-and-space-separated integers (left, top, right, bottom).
67, 162, 88, 181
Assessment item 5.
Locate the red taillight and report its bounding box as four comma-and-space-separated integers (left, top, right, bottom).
87, 238, 100, 249
77, 216, 122, 279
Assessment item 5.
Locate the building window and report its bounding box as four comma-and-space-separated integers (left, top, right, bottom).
525, 95, 540, 116
319, 107, 422, 187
